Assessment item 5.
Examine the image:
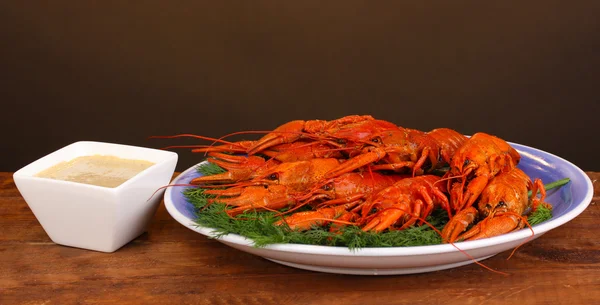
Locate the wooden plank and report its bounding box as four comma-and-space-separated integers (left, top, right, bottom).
1, 172, 599, 305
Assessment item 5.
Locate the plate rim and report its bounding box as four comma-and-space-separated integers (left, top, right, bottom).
164, 140, 593, 257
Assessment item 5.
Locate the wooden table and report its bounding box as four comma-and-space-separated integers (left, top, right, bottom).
1, 172, 599, 305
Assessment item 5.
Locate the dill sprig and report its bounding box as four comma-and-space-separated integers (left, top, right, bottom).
196, 162, 227, 176
527, 204, 553, 226
185, 184, 447, 248
185, 162, 562, 248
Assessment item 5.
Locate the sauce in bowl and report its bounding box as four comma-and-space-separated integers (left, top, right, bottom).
35, 155, 155, 188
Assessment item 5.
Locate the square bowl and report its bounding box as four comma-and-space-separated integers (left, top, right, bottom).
13, 141, 178, 252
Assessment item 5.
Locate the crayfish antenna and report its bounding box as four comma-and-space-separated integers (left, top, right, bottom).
207, 130, 319, 153
149, 134, 252, 157
148, 134, 238, 145
364, 206, 510, 276
272, 193, 323, 217
159, 145, 216, 150
433, 170, 469, 187
421, 218, 509, 276
146, 183, 198, 202
505, 213, 535, 260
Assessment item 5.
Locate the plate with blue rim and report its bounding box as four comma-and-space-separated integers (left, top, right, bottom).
163, 141, 593, 275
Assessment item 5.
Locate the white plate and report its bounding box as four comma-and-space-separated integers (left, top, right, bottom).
164, 142, 593, 275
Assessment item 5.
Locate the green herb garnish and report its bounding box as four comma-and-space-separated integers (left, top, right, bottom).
186, 163, 564, 248
186, 186, 447, 249
196, 162, 226, 176
527, 204, 553, 226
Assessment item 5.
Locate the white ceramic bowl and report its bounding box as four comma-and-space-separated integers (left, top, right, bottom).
13, 141, 178, 252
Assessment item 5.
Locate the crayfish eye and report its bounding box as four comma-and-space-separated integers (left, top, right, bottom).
267, 173, 279, 180
496, 201, 506, 208
463, 159, 470, 167
322, 183, 333, 191
370, 137, 382, 144
336, 138, 347, 144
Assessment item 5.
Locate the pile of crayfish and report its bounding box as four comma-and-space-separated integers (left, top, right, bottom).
160, 115, 552, 243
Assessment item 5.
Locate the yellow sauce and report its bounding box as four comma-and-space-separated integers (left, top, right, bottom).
35, 155, 155, 188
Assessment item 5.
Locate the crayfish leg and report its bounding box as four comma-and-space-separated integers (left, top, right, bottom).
190, 142, 254, 154
415, 187, 434, 225
458, 175, 489, 211
412, 147, 431, 177
329, 211, 358, 235
317, 194, 365, 207
530, 178, 552, 211
370, 161, 415, 172
397, 200, 424, 230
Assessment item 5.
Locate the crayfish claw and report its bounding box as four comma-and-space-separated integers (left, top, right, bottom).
247, 120, 307, 155
441, 207, 478, 243
458, 215, 523, 241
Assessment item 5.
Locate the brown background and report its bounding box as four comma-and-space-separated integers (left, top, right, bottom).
1, 1, 599, 172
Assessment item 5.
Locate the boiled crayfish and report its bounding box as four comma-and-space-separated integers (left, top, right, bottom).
360, 175, 450, 232
445, 132, 521, 213
441, 167, 550, 243
274, 203, 359, 232
201, 158, 342, 215
246, 115, 399, 156
157, 115, 553, 245
322, 127, 467, 179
